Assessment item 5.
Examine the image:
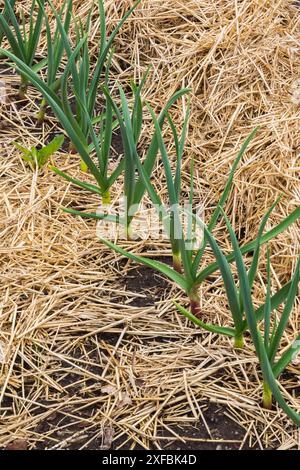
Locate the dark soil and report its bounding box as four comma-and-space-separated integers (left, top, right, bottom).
106, 254, 172, 309
123, 261, 171, 307
114, 403, 256, 450
111, 127, 124, 157
32, 263, 254, 449
281, 371, 300, 398
1, 306, 260, 450
30, 401, 257, 450
160, 404, 256, 450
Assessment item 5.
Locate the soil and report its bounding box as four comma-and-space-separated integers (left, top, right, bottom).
159, 403, 255, 450
17, 264, 256, 450
113, 402, 256, 450
281, 371, 300, 398
111, 127, 124, 158
24, 374, 256, 450
122, 259, 171, 307
0, 65, 279, 452
29, 400, 255, 450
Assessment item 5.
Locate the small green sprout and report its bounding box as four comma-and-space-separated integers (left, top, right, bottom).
13, 134, 64, 169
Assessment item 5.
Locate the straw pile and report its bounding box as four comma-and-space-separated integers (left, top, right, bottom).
0, 0, 299, 449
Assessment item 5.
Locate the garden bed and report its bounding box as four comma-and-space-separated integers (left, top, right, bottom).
0, 0, 299, 450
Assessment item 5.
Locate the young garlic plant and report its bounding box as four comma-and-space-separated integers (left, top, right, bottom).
13, 134, 64, 170
58, 76, 190, 231
223, 210, 300, 426
176, 208, 300, 425
174, 205, 300, 353
47, 0, 141, 171
99, 80, 190, 238
36, 0, 73, 123
260, 251, 300, 411
0, 0, 44, 97
98, 99, 300, 319
0, 0, 142, 204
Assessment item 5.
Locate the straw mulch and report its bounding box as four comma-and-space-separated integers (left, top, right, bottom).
0, 0, 299, 450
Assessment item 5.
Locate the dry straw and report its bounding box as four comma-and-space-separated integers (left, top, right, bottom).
0, 0, 299, 449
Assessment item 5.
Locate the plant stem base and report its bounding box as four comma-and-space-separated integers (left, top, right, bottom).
190, 298, 201, 318
234, 335, 244, 349
69, 142, 77, 154
37, 100, 47, 123
80, 159, 88, 172
125, 223, 133, 241
262, 381, 273, 410
189, 287, 201, 318
173, 258, 182, 273
102, 191, 111, 206
19, 83, 28, 99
